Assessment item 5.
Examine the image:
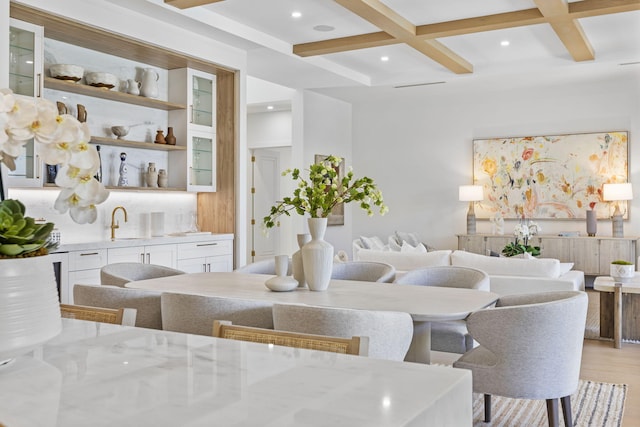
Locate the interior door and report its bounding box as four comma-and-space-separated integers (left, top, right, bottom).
251, 149, 280, 262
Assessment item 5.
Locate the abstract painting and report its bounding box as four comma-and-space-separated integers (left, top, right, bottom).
473, 131, 628, 219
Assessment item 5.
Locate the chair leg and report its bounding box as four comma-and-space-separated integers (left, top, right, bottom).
546, 398, 559, 427
484, 394, 491, 422
561, 396, 572, 427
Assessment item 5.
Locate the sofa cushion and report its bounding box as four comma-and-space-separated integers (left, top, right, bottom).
359, 235, 386, 251
451, 250, 561, 278
356, 249, 452, 271
395, 231, 421, 247
400, 240, 427, 253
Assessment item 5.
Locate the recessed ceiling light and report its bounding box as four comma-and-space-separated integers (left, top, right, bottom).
380, 56, 389, 62
313, 24, 335, 32
291, 11, 302, 18
500, 40, 510, 47
267, 105, 274, 110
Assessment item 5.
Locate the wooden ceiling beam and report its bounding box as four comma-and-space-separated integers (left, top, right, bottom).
295, 0, 640, 61
334, 0, 472, 74
534, 0, 594, 62
164, 0, 225, 9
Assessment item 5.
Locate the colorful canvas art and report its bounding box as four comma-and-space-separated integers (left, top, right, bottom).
473, 131, 628, 220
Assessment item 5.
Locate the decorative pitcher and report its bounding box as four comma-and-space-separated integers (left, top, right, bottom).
126, 79, 140, 95
140, 68, 159, 98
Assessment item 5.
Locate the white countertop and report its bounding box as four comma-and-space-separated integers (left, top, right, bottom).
54, 232, 234, 252
0, 319, 472, 426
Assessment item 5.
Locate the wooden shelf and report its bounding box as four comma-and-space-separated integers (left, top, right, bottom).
44, 77, 186, 111
106, 186, 186, 192
90, 136, 186, 151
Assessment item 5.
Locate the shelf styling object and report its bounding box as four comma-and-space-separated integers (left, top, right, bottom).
77, 104, 87, 123
140, 68, 159, 98
263, 155, 387, 291
49, 64, 83, 82
158, 169, 168, 188
603, 183, 633, 238
117, 152, 128, 186
155, 130, 166, 144
610, 260, 634, 283
292, 233, 311, 288
146, 162, 158, 188
459, 185, 483, 235
265, 255, 298, 292
165, 127, 176, 145
111, 125, 129, 139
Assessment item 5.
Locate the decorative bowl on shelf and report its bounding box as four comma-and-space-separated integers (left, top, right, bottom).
49, 64, 84, 82
111, 126, 130, 139
85, 72, 118, 89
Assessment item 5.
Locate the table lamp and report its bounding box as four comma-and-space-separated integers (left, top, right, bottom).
603, 183, 633, 238
459, 185, 484, 235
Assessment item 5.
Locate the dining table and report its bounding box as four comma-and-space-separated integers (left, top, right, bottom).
0, 318, 473, 426
125, 272, 499, 364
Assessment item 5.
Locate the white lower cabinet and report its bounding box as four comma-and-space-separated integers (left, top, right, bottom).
66, 249, 107, 304
177, 240, 233, 273
107, 244, 177, 268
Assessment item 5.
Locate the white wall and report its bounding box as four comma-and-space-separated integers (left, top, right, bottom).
248, 111, 292, 149
301, 91, 353, 254
349, 68, 640, 251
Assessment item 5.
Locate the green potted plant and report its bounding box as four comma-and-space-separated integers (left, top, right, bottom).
502, 220, 541, 257
610, 260, 634, 283
263, 155, 387, 291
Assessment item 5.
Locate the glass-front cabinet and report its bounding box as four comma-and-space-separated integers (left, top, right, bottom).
188, 131, 216, 192
7, 19, 44, 188
168, 67, 217, 192
9, 19, 43, 98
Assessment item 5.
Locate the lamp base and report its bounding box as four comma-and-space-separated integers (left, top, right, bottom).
466, 211, 476, 235
612, 214, 624, 238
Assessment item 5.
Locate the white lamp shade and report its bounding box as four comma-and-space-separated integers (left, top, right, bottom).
603, 183, 633, 201
459, 185, 484, 202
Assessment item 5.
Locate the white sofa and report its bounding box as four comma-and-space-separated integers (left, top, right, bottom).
353, 243, 584, 296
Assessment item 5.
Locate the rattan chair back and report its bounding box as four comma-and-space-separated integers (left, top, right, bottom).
60, 304, 137, 326
213, 320, 368, 356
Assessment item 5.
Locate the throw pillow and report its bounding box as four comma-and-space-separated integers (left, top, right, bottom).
400, 240, 427, 253
388, 235, 402, 251
359, 236, 385, 251
395, 231, 421, 247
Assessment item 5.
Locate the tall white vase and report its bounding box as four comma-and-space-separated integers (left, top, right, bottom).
0, 255, 62, 362
292, 233, 311, 288
302, 218, 334, 291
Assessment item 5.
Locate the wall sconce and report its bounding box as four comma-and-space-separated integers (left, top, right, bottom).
602, 183, 633, 238
459, 185, 484, 235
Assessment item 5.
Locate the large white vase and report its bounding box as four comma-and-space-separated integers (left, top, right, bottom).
0, 255, 62, 362
302, 218, 334, 291
292, 233, 311, 288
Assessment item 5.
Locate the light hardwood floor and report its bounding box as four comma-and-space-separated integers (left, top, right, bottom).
433, 339, 640, 426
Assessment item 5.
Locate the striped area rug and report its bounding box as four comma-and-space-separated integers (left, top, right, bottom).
472, 380, 627, 426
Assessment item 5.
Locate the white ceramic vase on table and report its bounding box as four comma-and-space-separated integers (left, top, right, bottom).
0, 256, 61, 363
292, 233, 311, 288
302, 218, 334, 291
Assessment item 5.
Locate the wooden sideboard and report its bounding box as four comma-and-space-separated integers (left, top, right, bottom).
457, 234, 638, 276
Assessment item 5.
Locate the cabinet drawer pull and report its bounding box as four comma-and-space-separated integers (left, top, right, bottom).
80, 252, 99, 256
196, 243, 218, 247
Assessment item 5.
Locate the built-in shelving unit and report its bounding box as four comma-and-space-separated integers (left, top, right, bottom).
44, 77, 186, 110
90, 136, 186, 151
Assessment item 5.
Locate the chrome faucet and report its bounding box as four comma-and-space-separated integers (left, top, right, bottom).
110, 206, 128, 240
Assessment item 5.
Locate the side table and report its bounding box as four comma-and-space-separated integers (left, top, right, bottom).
593, 275, 640, 348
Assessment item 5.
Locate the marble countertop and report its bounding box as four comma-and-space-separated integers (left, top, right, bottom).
0, 319, 472, 426
54, 232, 234, 252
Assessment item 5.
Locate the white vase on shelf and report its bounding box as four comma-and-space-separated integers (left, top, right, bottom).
292, 233, 311, 288
302, 218, 334, 291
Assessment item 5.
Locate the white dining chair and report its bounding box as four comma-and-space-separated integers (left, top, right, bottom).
100, 263, 185, 287
161, 293, 274, 336
453, 291, 588, 427
331, 261, 396, 283
395, 266, 490, 354
73, 284, 163, 330
272, 303, 413, 361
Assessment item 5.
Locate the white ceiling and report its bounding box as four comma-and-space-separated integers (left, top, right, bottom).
114, 0, 639, 98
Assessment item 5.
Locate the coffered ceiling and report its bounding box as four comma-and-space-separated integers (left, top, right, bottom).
116, 0, 639, 91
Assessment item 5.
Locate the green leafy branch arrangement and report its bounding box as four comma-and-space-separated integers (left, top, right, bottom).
263, 155, 387, 229
501, 241, 541, 257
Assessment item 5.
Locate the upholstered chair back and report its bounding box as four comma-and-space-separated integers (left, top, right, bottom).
331, 261, 396, 283
272, 303, 413, 361
161, 293, 274, 336
100, 263, 185, 287
395, 265, 490, 290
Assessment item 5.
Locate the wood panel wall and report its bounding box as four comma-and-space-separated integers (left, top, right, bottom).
198, 69, 236, 237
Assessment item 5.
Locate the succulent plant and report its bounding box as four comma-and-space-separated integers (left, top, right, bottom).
0, 199, 57, 258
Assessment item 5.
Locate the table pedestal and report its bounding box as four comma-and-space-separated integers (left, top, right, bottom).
599, 287, 640, 347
